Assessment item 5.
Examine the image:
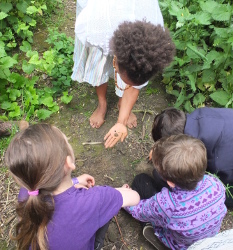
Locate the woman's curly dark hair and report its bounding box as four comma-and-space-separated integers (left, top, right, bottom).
111, 20, 176, 85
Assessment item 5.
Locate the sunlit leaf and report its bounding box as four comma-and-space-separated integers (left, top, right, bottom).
0, 3, 13, 13
22, 60, 35, 74
61, 92, 73, 104
193, 93, 206, 106
26, 6, 38, 15
20, 41, 32, 52
0, 56, 17, 69
36, 109, 52, 120
210, 90, 230, 106
0, 12, 8, 20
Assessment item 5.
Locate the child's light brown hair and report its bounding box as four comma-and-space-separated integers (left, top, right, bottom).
152, 134, 207, 190
5, 124, 73, 250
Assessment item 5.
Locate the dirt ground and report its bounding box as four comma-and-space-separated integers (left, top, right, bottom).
0, 0, 233, 249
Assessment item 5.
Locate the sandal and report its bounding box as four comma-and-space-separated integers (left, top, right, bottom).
143, 224, 170, 250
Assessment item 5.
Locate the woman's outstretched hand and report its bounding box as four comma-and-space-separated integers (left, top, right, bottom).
104, 123, 127, 148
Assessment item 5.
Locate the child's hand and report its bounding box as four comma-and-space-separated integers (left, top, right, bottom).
77, 174, 95, 188
104, 123, 127, 148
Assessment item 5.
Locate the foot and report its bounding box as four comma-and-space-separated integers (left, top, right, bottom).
143, 224, 170, 250
126, 112, 137, 128
90, 103, 107, 128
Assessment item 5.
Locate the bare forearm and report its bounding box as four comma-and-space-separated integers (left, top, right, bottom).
117, 88, 139, 125
115, 187, 140, 207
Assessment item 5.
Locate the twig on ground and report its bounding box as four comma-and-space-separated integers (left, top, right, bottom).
0, 199, 17, 203
102, 241, 122, 249
142, 111, 146, 122
76, 158, 87, 161
114, 215, 130, 249
82, 141, 103, 145
104, 174, 114, 182
5, 215, 16, 226
5, 178, 12, 207
132, 109, 154, 115
141, 125, 145, 140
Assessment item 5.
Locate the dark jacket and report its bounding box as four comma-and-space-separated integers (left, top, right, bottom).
185, 107, 233, 187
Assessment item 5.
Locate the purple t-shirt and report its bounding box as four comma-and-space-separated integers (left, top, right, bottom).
18, 185, 123, 249
125, 175, 227, 250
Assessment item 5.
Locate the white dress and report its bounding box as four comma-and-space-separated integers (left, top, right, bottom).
188, 229, 233, 250
71, 0, 164, 97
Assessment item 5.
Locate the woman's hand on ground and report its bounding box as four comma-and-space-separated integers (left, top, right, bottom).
104, 123, 127, 148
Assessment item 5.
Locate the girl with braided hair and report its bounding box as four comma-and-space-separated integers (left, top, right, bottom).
72, 0, 175, 148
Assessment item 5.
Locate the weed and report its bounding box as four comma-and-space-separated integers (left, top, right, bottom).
161, 0, 233, 112
0, 1, 74, 121
145, 87, 159, 95
131, 159, 142, 169
229, 211, 233, 216
83, 111, 92, 118
145, 81, 159, 95
206, 171, 233, 199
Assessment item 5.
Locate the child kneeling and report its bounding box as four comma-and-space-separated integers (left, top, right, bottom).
124, 134, 227, 250
5, 124, 140, 250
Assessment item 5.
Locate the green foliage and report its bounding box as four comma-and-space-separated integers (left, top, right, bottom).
161, 0, 233, 111
206, 171, 233, 199
145, 81, 159, 95
45, 28, 74, 93
0, 1, 74, 121
0, 0, 51, 45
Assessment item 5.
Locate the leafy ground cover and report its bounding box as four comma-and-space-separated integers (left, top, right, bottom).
0, 0, 74, 122
161, 0, 233, 112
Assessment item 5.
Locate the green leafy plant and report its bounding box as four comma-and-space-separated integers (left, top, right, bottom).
46, 28, 74, 93
24, 28, 74, 100
145, 81, 159, 95
131, 159, 142, 169
160, 0, 233, 112
0, 1, 74, 121
206, 171, 233, 200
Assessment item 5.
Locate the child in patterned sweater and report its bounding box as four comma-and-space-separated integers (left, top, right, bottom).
124, 134, 227, 250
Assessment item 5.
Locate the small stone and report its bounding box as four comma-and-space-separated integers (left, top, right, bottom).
42, 74, 48, 80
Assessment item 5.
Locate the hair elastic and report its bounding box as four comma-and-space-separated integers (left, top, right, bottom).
28, 190, 39, 196
72, 177, 79, 185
